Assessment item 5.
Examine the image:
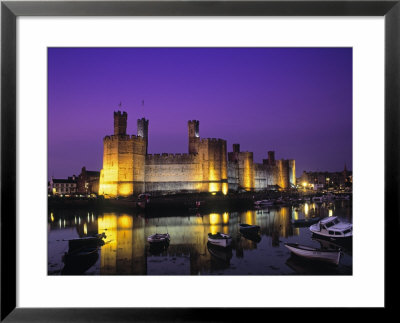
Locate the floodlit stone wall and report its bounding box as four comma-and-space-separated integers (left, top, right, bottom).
99, 112, 295, 197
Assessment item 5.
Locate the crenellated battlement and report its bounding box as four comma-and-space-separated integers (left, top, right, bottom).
146, 153, 199, 164
103, 134, 146, 142
200, 138, 226, 144
114, 110, 127, 117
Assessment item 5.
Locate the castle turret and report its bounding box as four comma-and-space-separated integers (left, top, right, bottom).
268, 151, 275, 165
137, 118, 149, 155
188, 120, 200, 154
114, 111, 127, 135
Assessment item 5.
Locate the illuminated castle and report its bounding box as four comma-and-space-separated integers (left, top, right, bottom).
98, 111, 295, 197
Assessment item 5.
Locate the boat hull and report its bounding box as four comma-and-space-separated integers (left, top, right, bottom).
309, 225, 352, 240
284, 243, 341, 265
208, 236, 232, 248
239, 224, 260, 235
147, 233, 170, 245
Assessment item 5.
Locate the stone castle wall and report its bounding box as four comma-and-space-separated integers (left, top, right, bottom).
99, 111, 295, 197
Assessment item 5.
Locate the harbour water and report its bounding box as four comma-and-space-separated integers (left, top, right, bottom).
48, 200, 352, 275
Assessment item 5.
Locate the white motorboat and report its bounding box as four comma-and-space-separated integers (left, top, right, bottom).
207, 232, 232, 247
284, 243, 341, 265
254, 199, 274, 206
147, 233, 170, 245
309, 216, 352, 239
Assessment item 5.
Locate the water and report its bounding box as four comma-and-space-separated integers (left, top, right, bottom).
48, 200, 352, 275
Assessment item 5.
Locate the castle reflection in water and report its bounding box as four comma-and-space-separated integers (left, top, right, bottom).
48, 201, 352, 275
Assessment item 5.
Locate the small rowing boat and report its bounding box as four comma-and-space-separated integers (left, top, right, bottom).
207, 232, 232, 248
239, 223, 260, 234
284, 242, 341, 265
147, 233, 170, 245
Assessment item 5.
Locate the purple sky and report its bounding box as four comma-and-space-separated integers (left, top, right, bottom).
48, 48, 352, 179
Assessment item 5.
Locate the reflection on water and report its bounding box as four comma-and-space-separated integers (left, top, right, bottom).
48, 200, 352, 275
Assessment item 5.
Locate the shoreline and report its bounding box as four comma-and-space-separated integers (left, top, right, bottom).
47, 190, 349, 215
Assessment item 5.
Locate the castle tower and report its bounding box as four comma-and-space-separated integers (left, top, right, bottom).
99, 111, 146, 197
188, 120, 200, 154
137, 118, 149, 155
268, 151, 275, 166
114, 111, 127, 135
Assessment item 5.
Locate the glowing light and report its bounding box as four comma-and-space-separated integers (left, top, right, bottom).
209, 213, 221, 234
302, 182, 307, 188
50, 213, 54, 222
209, 182, 220, 194
222, 183, 228, 195
209, 213, 220, 225
222, 212, 229, 224
84, 223, 88, 235
245, 210, 254, 225
329, 209, 333, 217
118, 215, 133, 229
304, 203, 309, 216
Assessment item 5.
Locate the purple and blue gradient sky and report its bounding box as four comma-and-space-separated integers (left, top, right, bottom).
48, 47, 352, 179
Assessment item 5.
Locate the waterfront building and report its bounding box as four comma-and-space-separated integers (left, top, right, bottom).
77, 166, 100, 195
298, 166, 352, 190
98, 110, 296, 197
49, 176, 77, 195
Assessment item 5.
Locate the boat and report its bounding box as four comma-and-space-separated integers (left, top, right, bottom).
239, 223, 260, 234
207, 232, 232, 247
254, 199, 274, 207
61, 246, 99, 275
207, 242, 232, 262
68, 234, 105, 251
147, 233, 170, 245
312, 196, 323, 203
291, 217, 321, 227
241, 231, 262, 243
309, 216, 352, 239
284, 242, 341, 265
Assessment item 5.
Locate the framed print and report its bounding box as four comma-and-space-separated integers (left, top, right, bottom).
1, 0, 398, 321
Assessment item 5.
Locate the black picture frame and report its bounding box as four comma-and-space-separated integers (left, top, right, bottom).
1, 0, 398, 321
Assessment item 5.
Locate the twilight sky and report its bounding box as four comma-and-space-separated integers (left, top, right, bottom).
48, 47, 352, 179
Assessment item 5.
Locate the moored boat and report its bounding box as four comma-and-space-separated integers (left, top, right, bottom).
254, 199, 274, 207
291, 217, 321, 227
312, 196, 323, 203
207, 232, 232, 247
239, 223, 260, 234
207, 242, 232, 262
147, 233, 170, 245
284, 242, 341, 265
309, 216, 352, 240
68, 235, 105, 251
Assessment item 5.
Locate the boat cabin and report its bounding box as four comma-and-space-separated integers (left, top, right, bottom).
317, 216, 352, 237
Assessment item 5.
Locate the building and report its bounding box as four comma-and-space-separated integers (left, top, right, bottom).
77, 167, 100, 195
99, 111, 296, 197
298, 165, 352, 190
49, 176, 77, 195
